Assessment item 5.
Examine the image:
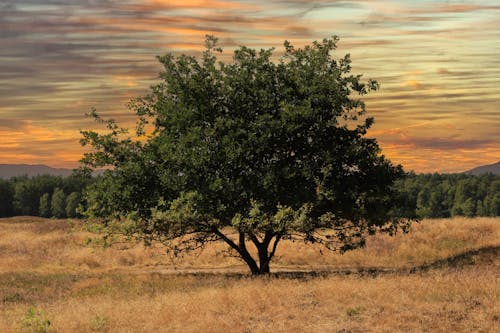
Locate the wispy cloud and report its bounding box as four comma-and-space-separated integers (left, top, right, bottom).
0, 0, 499, 172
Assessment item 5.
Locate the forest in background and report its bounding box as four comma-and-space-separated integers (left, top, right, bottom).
0, 172, 92, 219
397, 173, 500, 218
0, 172, 498, 219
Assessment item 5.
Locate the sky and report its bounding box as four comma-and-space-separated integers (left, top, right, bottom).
0, 0, 499, 173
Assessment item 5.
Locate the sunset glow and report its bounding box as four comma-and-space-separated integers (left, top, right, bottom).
1, 0, 499, 172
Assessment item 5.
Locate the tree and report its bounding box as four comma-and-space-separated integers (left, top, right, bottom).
65, 192, 81, 218
51, 188, 66, 218
461, 198, 476, 217
13, 177, 40, 216
416, 188, 431, 218
80, 36, 412, 275
0, 179, 14, 217
39, 193, 51, 218
12, 175, 63, 216
476, 200, 484, 216
488, 180, 500, 216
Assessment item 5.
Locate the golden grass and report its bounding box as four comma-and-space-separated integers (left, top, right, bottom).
0, 216, 498, 273
0, 217, 499, 332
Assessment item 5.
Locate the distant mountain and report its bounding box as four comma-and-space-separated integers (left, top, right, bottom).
0, 164, 74, 179
463, 161, 500, 176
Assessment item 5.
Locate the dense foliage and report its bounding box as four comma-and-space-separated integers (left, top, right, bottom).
396, 173, 500, 218
1, 172, 497, 220
79, 36, 412, 274
0, 173, 91, 218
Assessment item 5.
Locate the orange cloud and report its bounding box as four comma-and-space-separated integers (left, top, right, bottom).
380, 142, 500, 174
0, 122, 87, 168
135, 0, 255, 10
405, 80, 423, 89
1, 0, 499, 173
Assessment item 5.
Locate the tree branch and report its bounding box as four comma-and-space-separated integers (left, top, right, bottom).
212, 228, 241, 253
213, 228, 259, 272
266, 234, 282, 266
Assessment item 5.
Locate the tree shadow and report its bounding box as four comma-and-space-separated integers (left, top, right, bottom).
173, 245, 499, 280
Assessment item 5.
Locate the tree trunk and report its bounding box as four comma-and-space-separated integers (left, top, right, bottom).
239, 247, 260, 275
257, 259, 270, 274
215, 228, 280, 275
256, 244, 271, 275
239, 246, 271, 275
252, 232, 280, 275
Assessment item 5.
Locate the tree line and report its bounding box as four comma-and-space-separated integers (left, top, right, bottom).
0, 172, 92, 218
395, 172, 500, 218
0, 171, 498, 219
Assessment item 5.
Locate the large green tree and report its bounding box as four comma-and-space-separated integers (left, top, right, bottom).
80, 36, 411, 275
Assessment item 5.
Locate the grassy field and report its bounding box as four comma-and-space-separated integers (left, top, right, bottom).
0, 217, 498, 332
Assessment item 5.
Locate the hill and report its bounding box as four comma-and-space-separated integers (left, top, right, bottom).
464, 161, 500, 175
0, 164, 74, 179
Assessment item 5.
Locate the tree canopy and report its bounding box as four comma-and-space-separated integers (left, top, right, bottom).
80, 36, 412, 274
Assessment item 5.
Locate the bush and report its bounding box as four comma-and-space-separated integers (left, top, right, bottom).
89, 315, 108, 332
17, 307, 52, 333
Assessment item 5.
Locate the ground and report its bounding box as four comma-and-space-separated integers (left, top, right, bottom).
0, 216, 498, 332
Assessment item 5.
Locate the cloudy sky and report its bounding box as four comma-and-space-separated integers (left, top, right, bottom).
0, 0, 499, 172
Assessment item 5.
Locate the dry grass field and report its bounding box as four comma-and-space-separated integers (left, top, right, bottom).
0, 216, 498, 332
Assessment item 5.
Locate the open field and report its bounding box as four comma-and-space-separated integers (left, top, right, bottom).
1, 217, 499, 332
